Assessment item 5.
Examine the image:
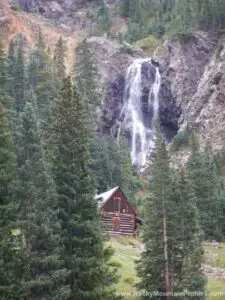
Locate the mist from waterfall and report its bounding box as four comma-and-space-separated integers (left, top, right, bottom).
117, 58, 161, 168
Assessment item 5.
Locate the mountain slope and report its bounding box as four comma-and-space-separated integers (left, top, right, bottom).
0, 0, 84, 72
3, 0, 225, 157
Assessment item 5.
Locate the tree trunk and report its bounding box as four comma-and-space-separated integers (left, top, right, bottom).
163, 190, 171, 300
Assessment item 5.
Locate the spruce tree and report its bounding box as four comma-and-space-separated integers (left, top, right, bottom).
171, 168, 206, 298
35, 55, 56, 131
0, 40, 5, 89
36, 29, 45, 53
137, 126, 173, 298
53, 77, 120, 299
75, 39, 101, 126
34, 31, 56, 122
0, 41, 9, 109
26, 50, 39, 91
97, 3, 111, 33
202, 149, 224, 240
28, 32, 58, 161
27, 30, 47, 91
6, 39, 16, 99
117, 135, 140, 201
54, 36, 66, 85
101, 136, 139, 202
13, 38, 25, 113
26, 32, 59, 202
137, 127, 206, 299
187, 134, 224, 241
17, 102, 61, 299
0, 91, 22, 300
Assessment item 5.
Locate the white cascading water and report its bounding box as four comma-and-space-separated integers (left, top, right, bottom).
117, 58, 161, 168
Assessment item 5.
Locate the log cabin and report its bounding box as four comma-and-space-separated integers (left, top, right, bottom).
95, 186, 142, 236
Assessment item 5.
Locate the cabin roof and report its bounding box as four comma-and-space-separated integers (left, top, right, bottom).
95, 186, 136, 215
94, 186, 119, 206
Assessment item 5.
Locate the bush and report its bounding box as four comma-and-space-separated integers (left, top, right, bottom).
123, 276, 135, 285
124, 20, 143, 43
135, 35, 161, 56
109, 259, 123, 268
117, 236, 139, 246
11, 5, 20, 12
119, 42, 133, 55
174, 31, 194, 43
170, 127, 191, 152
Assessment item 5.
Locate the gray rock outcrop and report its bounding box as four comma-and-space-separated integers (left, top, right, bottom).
156, 31, 225, 151
11, 0, 89, 16
11, 0, 100, 30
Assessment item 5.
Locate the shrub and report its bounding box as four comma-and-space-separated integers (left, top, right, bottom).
135, 35, 161, 56
119, 42, 133, 55
117, 236, 139, 246
109, 259, 123, 268
174, 31, 194, 43
11, 5, 20, 12
125, 21, 143, 43
123, 276, 135, 285
170, 126, 192, 152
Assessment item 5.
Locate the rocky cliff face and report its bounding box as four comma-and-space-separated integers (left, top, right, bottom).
10, 0, 123, 32
156, 32, 225, 152
12, 0, 91, 17
184, 37, 225, 151
11, 0, 100, 30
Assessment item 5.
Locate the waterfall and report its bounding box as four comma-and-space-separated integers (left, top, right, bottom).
117, 58, 161, 168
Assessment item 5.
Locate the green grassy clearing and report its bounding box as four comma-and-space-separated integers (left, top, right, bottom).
204, 243, 225, 299
207, 277, 225, 299
204, 244, 225, 268
109, 238, 225, 300
108, 237, 140, 300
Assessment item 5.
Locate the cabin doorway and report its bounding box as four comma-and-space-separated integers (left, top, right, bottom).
114, 214, 120, 232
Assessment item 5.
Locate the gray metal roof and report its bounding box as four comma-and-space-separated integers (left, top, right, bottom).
94, 186, 119, 206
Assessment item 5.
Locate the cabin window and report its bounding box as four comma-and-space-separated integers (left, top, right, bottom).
113, 197, 121, 212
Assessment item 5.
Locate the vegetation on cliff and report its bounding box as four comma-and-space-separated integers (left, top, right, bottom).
120, 0, 225, 42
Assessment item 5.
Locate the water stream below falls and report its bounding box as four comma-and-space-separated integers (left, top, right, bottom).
117, 58, 161, 168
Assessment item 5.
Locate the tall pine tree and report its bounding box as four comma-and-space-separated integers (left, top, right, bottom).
137, 126, 173, 298
187, 134, 224, 241
6, 39, 16, 99
75, 39, 101, 127
13, 37, 25, 113
0, 89, 23, 300
53, 77, 120, 299
170, 168, 206, 297
54, 36, 66, 86
137, 126, 206, 299
17, 102, 61, 299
